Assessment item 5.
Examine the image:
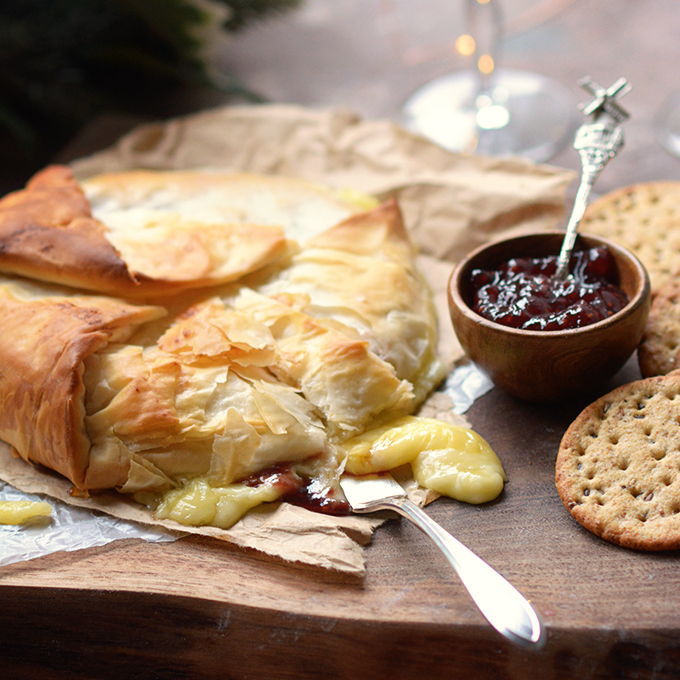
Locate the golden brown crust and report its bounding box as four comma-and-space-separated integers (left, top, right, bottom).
0, 166, 141, 294
0, 280, 165, 488
269, 198, 444, 400
76, 200, 438, 494
0, 166, 305, 298
0, 173, 442, 507
80, 168, 360, 295
556, 374, 680, 550
305, 198, 412, 253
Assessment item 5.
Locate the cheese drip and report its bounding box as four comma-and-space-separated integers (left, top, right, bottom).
153, 416, 507, 530
0, 500, 53, 524
154, 479, 281, 529
341, 416, 506, 504
152, 452, 342, 530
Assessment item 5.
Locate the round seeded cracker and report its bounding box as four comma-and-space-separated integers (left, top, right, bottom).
638, 277, 680, 377
556, 373, 680, 550
581, 181, 680, 294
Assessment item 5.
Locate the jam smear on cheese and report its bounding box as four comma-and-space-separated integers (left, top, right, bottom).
242, 463, 350, 516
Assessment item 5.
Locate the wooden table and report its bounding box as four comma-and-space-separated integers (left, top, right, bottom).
1, 358, 678, 679
2, 1, 680, 677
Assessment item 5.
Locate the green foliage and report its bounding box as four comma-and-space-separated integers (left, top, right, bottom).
0, 0, 300, 169
222, 0, 301, 31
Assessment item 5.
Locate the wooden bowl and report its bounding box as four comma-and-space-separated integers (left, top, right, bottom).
448, 232, 651, 403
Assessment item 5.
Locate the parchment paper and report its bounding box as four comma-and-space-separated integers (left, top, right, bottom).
0, 104, 575, 575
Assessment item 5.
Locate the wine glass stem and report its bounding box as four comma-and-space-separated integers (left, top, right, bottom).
466, 0, 504, 98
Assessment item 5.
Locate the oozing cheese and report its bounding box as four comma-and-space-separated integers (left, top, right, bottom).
0, 500, 53, 524
151, 416, 507, 530
151, 451, 343, 529
154, 479, 282, 529
341, 416, 506, 504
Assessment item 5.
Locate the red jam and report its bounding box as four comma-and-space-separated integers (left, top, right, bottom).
241, 463, 350, 516
469, 246, 629, 331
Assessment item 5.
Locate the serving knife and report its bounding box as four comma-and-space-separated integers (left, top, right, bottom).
339, 472, 544, 648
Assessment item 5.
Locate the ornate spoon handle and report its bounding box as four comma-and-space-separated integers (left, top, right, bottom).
554, 77, 631, 282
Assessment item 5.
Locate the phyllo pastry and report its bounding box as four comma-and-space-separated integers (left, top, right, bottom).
0, 275, 165, 489
0, 166, 362, 297
0, 167, 504, 532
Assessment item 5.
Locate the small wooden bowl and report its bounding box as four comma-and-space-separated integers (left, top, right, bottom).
448, 232, 651, 402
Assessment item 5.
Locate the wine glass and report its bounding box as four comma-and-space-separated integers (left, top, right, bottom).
400, 0, 575, 162
655, 91, 680, 157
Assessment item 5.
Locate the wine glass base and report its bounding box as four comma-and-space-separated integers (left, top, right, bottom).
401, 68, 575, 163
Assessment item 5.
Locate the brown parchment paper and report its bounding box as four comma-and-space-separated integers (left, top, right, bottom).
0, 104, 575, 575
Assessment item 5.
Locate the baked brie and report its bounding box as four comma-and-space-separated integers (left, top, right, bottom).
0, 166, 503, 531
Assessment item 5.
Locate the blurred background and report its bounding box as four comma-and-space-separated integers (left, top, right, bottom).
0, 0, 678, 195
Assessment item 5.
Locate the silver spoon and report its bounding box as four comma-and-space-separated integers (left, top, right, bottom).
339, 472, 544, 648
554, 77, 631, 282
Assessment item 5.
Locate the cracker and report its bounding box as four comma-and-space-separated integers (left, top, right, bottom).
638, 276, 680, 377
556, 373, 680, 550
581, 181, 680, 293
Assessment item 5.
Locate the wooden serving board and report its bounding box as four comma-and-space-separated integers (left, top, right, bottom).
1, 357, 679, 680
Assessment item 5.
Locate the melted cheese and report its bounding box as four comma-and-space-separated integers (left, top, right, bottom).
151, 416, 506, 528
154, 479, 282, 529
0, 500, 53, 524
341, 416, 506, 504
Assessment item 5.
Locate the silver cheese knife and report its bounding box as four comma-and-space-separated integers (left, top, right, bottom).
339, 472, 544, 648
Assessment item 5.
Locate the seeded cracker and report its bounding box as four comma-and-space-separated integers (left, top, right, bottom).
580, 181, 680, 294
556, 373, 680, 550
638, 278, 680, 377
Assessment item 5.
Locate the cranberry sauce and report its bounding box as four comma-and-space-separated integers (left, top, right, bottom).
468, 245, 629, 331
241, 463, 350, 516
